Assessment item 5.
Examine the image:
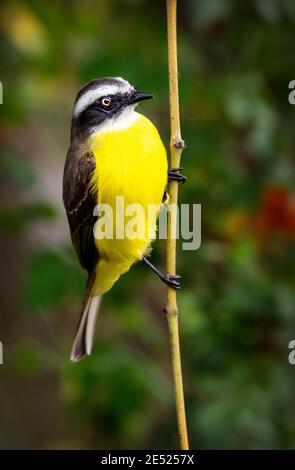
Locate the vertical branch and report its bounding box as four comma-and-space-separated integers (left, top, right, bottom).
165, 0, 189, 450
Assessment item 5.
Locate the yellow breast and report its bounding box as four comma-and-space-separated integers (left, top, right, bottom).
90, 112, 167, 262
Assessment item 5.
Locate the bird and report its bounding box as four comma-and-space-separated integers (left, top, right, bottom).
63, 77, 186, 362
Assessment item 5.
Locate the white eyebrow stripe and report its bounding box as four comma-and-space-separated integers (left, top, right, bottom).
73, 79, 134, 117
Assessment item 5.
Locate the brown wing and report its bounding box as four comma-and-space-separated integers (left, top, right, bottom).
63, 149, 99, 273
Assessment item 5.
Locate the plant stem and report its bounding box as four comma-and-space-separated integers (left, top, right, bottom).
165, 0, 189, 450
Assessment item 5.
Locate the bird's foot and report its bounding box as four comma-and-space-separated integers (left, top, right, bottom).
168, 167, 187, 184
163, 273, 181, 290
142, 256, 181, 290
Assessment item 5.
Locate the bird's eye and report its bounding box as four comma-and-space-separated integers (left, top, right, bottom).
101, 97, 112, 108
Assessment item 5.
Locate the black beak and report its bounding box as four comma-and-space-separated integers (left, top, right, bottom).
128, 91, 154, 105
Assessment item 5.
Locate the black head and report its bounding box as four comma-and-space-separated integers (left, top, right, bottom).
71, 77, 153, 139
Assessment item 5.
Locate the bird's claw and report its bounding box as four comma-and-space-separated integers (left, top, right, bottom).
165, 273, 181, 290
168, 167, 187, 184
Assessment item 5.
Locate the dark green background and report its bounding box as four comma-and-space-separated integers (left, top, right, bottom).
0, 0, 295, 449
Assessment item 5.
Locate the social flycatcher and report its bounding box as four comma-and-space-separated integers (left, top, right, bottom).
63, 77, 185, 362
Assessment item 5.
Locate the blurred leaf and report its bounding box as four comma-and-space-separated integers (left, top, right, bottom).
24, 247, 85, 311
0, 149, 37, 187
0, 203, 56, 232
11, 342, 49, 375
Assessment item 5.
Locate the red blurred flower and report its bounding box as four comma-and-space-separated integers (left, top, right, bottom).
253, 186, 295, 240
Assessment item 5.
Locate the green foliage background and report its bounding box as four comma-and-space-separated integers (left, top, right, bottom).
0, 0, 295, 449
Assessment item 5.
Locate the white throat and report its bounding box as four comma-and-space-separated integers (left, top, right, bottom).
90, 107, 140, 135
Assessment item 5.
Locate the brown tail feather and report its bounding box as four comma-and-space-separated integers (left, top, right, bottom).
70, 272, 101, 362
